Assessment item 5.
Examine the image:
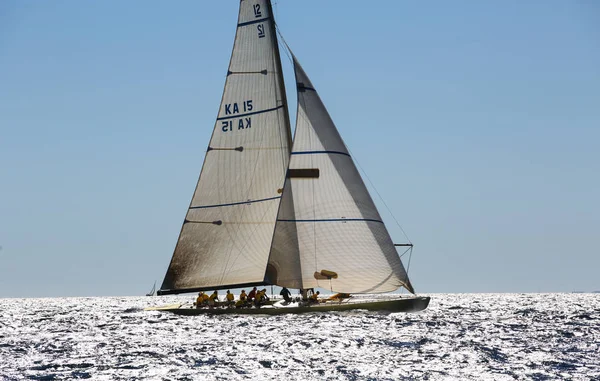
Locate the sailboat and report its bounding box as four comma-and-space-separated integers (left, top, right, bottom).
145, 281, 156, 296
151, 1, 430, 315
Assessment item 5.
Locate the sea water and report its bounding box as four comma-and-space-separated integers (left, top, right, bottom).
0, 293, 598, 380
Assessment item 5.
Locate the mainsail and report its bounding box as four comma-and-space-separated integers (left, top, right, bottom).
268, 57, 415, 294
159, 0, 292, 294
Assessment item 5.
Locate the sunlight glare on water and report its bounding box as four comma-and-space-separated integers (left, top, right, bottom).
1, 293, 598, 380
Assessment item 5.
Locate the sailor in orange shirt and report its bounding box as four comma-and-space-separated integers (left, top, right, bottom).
208, 290, 219, 306
201, 292, 210, 304
195, 292, 204, 308
309, 291, 320, 303
254, 289, 264, 305
235, 290, 248, 308
225, 290, 235, 306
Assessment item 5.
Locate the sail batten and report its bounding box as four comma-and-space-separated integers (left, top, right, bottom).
291, 150, 351, 157
237, 17, 271, 27
216, 105, 283, 121
277, 218, 384, 223
189, 196, 281, 210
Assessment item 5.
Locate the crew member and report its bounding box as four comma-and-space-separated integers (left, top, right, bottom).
208, 290, 219, 307
309, 290, 320, 303
225, 290, 235, 306
280, 287, 292, 303
248, 287, 257, 302
195, 292, 204, 308
255, 289, 265, 306
236, 290, 248, 308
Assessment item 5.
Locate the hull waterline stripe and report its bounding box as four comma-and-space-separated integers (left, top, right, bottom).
190, 196, 281, 210
216, 105, 283, 121
291, 150, 350, 157
238, 17, 271, 27
277, 218, 383, 223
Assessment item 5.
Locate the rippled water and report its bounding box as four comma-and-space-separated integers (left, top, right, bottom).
1, 294, 598, 380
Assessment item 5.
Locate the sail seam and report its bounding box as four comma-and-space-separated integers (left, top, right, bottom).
189, 196, 282, 210
238, 17, 271, 27
216, 105, 283, 121
291, 150, 350, 157
277, 218, 384, 223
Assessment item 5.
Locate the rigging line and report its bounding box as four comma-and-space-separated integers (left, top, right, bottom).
274, 18, 296, 146
265, 4, 292, 193
275, 25, 293, 65
270, 15, 289, 200
398, 246, 411, 258
275, 26, 296, 156
407, 246, 413, 272
406, 247, 413, 283
346, 146, 412, 245
273, 0, 280, 31
273, 49, 286, 176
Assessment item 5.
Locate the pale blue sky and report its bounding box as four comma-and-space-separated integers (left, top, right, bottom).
1, 1, 598, 297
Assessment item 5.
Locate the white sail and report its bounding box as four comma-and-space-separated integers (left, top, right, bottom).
159, 1, 291, 294
269, 57, 414, 294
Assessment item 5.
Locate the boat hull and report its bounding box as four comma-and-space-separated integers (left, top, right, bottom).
152, 296, 430, 316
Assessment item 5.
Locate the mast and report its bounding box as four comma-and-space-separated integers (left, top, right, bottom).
265, 0, 293, 149
261, 0, 297, 286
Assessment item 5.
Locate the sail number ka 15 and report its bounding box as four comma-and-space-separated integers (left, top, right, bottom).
221, 100, 253, 132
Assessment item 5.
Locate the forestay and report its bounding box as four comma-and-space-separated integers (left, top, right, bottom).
268, 57, 415, 294
159, 1, 291, 294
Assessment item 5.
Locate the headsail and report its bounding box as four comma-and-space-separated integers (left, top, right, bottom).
159, 0, 292, 295
268, 56, 415, 294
